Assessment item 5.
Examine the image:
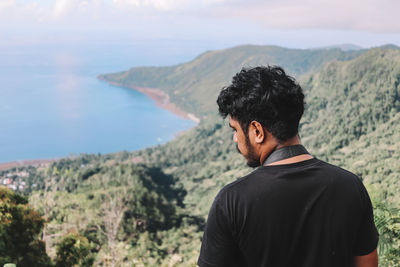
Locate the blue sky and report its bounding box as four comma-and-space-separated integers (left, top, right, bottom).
1, 0, 399, 49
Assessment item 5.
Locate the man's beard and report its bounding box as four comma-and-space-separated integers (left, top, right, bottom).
236, 137, 260, 168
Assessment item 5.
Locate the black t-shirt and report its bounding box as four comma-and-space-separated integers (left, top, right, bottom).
198, 158, 379, 267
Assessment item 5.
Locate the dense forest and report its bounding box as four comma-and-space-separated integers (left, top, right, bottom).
1, 45, 400, 266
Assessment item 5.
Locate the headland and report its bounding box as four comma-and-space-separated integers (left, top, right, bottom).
98, 77, 200, 124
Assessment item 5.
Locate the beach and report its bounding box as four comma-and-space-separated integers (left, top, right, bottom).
98, 78, 200, 124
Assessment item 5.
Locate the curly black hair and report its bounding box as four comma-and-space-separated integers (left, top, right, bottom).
217, 66, 305, 142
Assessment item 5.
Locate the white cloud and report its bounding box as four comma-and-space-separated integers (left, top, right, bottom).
0, 0, 398, 34
53, 0, 73, 18
78, 1, 90, 11
0, 0, 15, 11
108, 0, 400, 32
212, 0, 400, 32
53, 0, 92, 19
112, 0, 224, 11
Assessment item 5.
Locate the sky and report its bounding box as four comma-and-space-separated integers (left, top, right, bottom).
1, 0, 399, 51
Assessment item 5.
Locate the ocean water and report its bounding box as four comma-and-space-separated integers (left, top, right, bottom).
0, 40, 199, 163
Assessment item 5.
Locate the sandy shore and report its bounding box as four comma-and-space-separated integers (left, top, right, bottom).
98, 77, 200, 123
0, 159, 57, 171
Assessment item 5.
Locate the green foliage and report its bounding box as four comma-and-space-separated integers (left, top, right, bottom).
299, 48, 400, 218
301, 48, 400, 155
0, 187, 51, 267
374, 203, 400, 266
28, 162, 203, 265
55, 233, 94, 267
135, 117, 250, 218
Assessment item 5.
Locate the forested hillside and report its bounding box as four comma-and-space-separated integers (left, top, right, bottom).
300, 48, 400, 209
100, 45, 363, 116
2, 45, 400, 266
3, 157, 203, 266
130, 47, 400, 265
101, 45, 400, 266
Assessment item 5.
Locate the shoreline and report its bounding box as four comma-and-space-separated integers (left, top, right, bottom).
0, 79, 200, 171
98, 77, 200, 124
0, 159, 58, 171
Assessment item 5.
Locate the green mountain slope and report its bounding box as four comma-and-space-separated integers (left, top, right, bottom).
25, 158, 203, 266
137, 47, 400, 205
312, 44, 364, 51
105, 46, 400, 215
132, 47, 400, 265
301, 48, 400, 153
100, 45, 363, 116
297, 48, 400, 217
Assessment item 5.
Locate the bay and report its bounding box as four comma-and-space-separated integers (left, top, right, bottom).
0, 40, 199, 163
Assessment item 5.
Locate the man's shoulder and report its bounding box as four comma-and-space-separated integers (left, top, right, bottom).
315, 159, 363, 186
215, 158, 364, 202
213, 164, 285, 204
213, 170, 260, 204
215, 172, 252, 198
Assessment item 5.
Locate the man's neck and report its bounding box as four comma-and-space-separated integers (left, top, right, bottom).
259, 135, 313, 166
275, 136, 302, 150
266, 154, 314, 166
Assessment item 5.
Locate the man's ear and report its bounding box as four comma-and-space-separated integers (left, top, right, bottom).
250, 121, 265, 144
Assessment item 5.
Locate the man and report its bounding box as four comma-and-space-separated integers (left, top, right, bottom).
198, 66, 379, 267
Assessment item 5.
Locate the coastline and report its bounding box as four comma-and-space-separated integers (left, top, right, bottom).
0, 79, 200, 171
0, 159, 57, 171
98, 77, 200, 124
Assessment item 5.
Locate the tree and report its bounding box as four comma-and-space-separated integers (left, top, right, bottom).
374, 203, 400, 267
42, 174, 60, 255
0, 187, 52, 267
97, 191, 128, 267
55, 232, 94, 267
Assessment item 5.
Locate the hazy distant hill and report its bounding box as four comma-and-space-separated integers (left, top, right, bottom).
378, 44, 400, 50
311, 44, 364, 51
100, 45, 363, 116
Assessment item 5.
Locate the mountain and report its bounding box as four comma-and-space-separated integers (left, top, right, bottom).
133, 46, 400, 209
311, 44, 364, 51
99, 45, 400, 215
378, 44, 400, 50
99, 45, 363, 116
130, 46, 400, 264
4, 45, 400, 266
300, 48, 400, 207
301, 48, 400, 152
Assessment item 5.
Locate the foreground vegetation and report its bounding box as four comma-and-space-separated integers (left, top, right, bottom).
1, 45, 400, 266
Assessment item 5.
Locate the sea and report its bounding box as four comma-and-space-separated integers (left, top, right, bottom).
0, 39, 205, 163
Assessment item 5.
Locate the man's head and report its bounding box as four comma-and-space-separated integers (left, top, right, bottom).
217, 66, 305, 167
